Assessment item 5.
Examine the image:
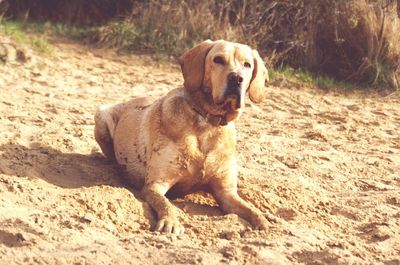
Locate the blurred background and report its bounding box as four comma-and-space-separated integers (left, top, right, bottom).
1, 0, 399, 90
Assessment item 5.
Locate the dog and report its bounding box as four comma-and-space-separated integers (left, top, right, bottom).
94, 40, 273, 235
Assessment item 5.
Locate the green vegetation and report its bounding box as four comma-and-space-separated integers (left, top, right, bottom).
24, 21, 90, 40
1, 19, 89, 39
270, 67, 355, 90
0, 20, 28, 42
0, 18, 92, 54
0, 20, 52, 54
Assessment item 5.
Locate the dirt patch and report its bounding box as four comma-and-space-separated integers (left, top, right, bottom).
0, 39, 399, 264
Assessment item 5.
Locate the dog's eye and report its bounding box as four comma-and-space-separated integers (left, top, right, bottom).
213, 56, 225, 65
244, 62, 252, 68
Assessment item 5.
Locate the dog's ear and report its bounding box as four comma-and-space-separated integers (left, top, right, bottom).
179, 40, 215, 92
248, 50, 268, 103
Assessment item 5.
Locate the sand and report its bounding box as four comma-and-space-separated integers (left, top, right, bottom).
0, 38, 399, 265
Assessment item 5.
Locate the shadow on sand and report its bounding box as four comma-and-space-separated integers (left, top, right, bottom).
0, 142, 222, 220
0, 142, 124, 189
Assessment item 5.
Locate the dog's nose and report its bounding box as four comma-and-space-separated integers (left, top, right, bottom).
227, 72, 243, 87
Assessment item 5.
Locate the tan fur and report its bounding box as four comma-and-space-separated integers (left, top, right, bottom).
249, 49, 269, 103
94, 40, 273, 235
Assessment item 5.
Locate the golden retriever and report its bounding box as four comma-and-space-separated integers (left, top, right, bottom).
94, 40, 273, 235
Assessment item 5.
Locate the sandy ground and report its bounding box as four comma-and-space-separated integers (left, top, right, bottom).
0, 37, 399, 265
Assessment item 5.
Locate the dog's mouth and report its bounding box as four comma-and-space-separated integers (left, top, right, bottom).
224, 94, 241, 111
216, 87, 242, 111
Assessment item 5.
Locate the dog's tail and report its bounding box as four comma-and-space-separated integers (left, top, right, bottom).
94, 105, 117, 161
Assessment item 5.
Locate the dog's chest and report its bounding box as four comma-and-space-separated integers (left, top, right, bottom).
181, 127, 234, 181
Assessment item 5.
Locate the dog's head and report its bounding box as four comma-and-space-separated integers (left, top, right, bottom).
179, 40, 268, 121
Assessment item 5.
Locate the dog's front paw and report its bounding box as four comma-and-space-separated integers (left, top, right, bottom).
251, 214, 269, 230
264, 211, 281, 225
251, 212, 282, 230
155, 217, 185, 235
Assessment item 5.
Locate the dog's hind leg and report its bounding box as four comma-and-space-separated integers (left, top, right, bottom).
94, 97, 154, 161
94, 105, 118, 161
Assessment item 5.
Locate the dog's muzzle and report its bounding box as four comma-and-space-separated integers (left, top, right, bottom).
225, 72, 243, 109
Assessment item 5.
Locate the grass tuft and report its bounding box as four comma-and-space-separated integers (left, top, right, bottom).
0, 20, 53, 54
89, 1, 239, 58
0, 19, 92, 54
271, 67, 355, 90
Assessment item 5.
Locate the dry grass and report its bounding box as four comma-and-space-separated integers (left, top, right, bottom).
2, 0, 400, 89
235, 0, 400, 89
90, 1, 240, 57
1, 0, 135, 25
